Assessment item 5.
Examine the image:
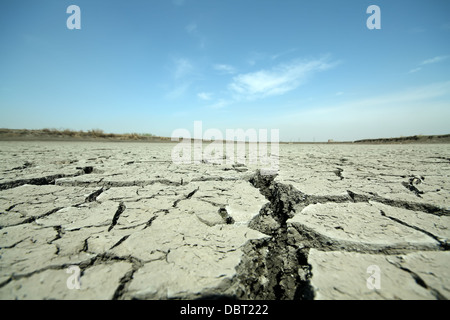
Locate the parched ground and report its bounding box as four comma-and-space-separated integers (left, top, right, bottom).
0, 141, 449, 300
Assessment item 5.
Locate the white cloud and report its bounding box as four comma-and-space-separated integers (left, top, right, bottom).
173, 58, 193, 80
165, 58, 194, 100
213, 64, 237, 74
185, 22, 197, 34
246, 49, 296, 66
409, 67, 422, 74
421, 55, 449, 65
425, 56, 450, 64
185, 22, 206, 49
229, 57, 337, 100
246, 51, 268, 67
207, 99, 229, 109
408, 55, 449, 74
271, 48, 297, 61
166, 82, 190, 100
197, 92, 212, 100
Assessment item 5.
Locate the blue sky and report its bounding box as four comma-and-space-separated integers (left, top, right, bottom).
1, 0, 449, 141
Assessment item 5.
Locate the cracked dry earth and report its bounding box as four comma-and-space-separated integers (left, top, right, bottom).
0, 141, 449, 300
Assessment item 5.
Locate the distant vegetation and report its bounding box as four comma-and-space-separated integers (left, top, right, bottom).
0, 128, 172, 142
354, 134, 450, 144
0, 128, 449, 144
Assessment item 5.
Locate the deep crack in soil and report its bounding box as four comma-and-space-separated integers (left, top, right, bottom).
233, 170, 314, 300
233, 168, 449, 300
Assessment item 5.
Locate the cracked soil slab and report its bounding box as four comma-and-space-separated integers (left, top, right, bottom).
0, 141, 449, 300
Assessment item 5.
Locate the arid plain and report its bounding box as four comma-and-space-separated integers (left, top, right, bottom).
0, 141, 449, 300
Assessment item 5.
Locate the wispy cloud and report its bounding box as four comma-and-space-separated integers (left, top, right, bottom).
229, 57, 337, 100
165, 58, 194, 99
197, 92, 212, 101
271, 48, 297, 61
409, 55, 449, 74
185, 21, 206, 49
246, 49, 297, 66
421, 55, 449, 65
246, 51, 267, 66
213, 64, 237, 75
185, 22, 197, 34
408, 67, 422, 74
203, 56, 338, 109
173, 58, 193, 80
166, 82, 190, 100
207, 99, 229, 109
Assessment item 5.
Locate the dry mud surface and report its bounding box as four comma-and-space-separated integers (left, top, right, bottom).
0, 141, 449, 300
